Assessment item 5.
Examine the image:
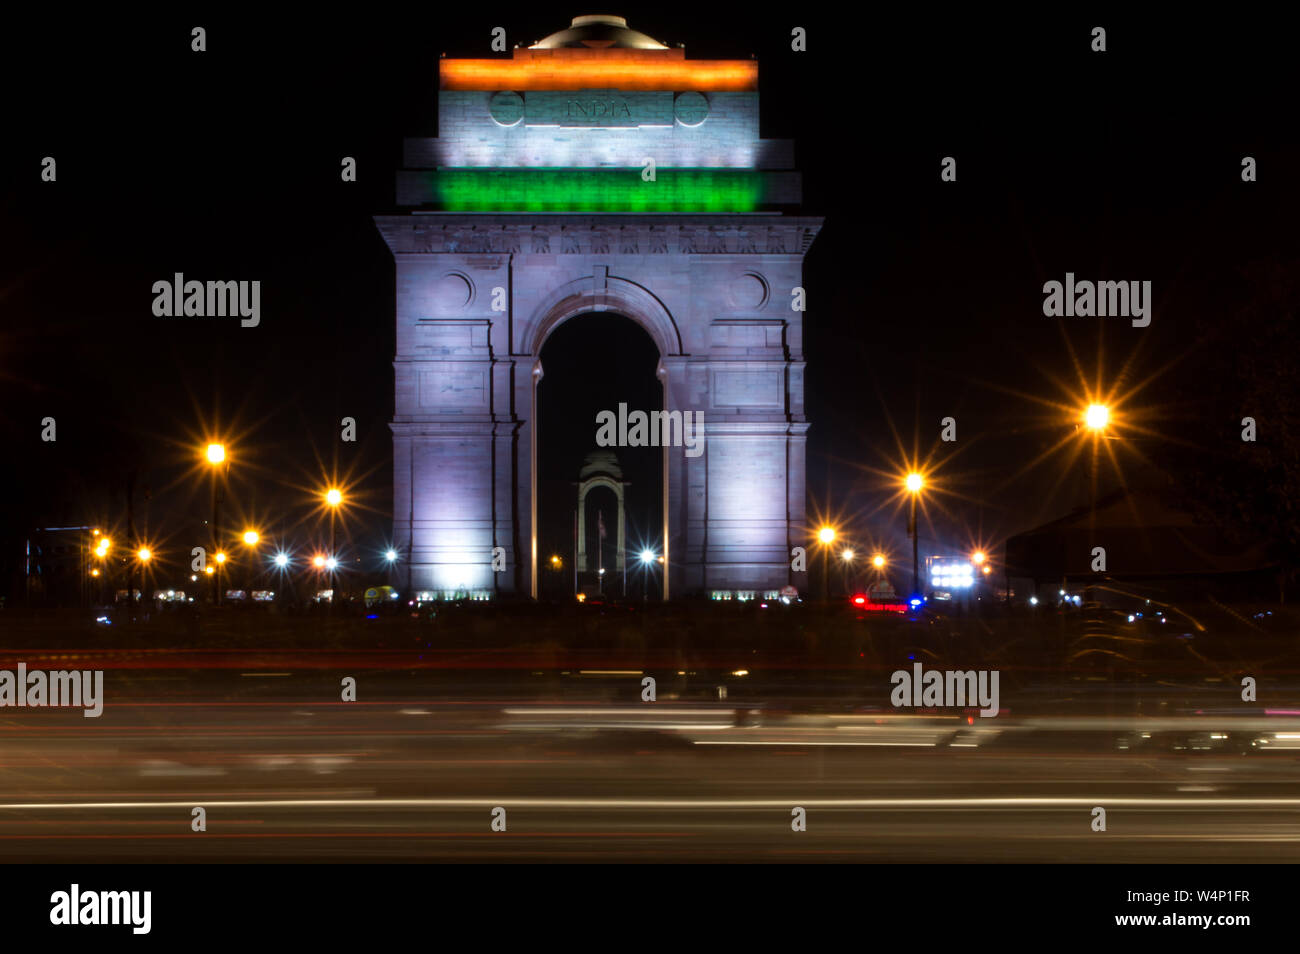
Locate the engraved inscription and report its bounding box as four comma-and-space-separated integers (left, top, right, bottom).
524, 90, 673, 127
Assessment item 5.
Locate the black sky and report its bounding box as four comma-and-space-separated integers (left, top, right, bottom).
3, 7, 1298, 595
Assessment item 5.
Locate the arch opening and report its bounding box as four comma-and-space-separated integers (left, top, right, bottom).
535, 312, 663, 601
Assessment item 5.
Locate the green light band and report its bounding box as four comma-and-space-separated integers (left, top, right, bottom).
427, 168, 766, 212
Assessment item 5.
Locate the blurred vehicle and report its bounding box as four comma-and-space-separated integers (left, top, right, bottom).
364, 585, 398, 608
850, 581, 907, 614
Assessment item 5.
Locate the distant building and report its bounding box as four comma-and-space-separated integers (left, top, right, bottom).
24, 527, 94, 607
1005, 487, 1274, 602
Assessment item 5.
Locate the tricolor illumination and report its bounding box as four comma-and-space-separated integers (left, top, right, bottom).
427, 168, 766, 212
440, 51, 757, 92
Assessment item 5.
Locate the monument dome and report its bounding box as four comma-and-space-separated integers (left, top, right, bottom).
530, 15, 669, 50
579, 448, 624, 480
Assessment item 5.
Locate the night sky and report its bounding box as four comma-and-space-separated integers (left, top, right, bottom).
4, 7, 1298, 595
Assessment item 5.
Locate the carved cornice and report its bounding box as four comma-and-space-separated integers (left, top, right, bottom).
374, 214, 823, 256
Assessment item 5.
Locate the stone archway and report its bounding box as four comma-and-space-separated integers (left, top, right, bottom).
576, 467, 627, 575
378, 14, 821, 602
381, 217, 819, 602
524, 278, 677, 599
528, 273, 684, 359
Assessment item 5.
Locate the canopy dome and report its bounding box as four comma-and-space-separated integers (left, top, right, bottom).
531, 15, 669, 50
580, 448, 624, 480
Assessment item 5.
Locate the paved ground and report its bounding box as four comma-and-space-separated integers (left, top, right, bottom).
0, 666, 1296, 861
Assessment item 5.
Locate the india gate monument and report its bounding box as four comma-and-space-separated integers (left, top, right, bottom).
375, 14, 822, 600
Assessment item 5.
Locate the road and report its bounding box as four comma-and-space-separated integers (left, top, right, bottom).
0, 667, 1297, 861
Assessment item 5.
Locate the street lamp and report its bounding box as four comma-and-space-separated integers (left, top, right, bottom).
872, 553, 886, 570
639, 549, 657, 603
205, 443, 228, 604
840, 548, 855, 595
91, 538, 110, 603
135, 547, 152, 609
214, 550, 226, 599
241, 530, 261, 593
385, 548, 400, 589
1080, 403, 1111, 628
1084, 404, 1109, 432
905, 473, 924, 599
324, 489, 343, 611
815, 526, 837, 603
310, 554, 329, 604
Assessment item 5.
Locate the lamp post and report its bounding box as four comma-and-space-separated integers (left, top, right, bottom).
84, 528, 100, 608
272, 551, 291, 607
816, 526, 836, 604
242, 530, 260, 596
905, 473, 923, 599
1081, 404, 1110, 627
93, 535, 110, 606
325, 488, 342, 612
639, 549, 656, 604
310, 554, 325, 608
135, 547, 152, 617
125, 472, 137, 623
214, 549, 227, 600
206, 443, 227, 605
